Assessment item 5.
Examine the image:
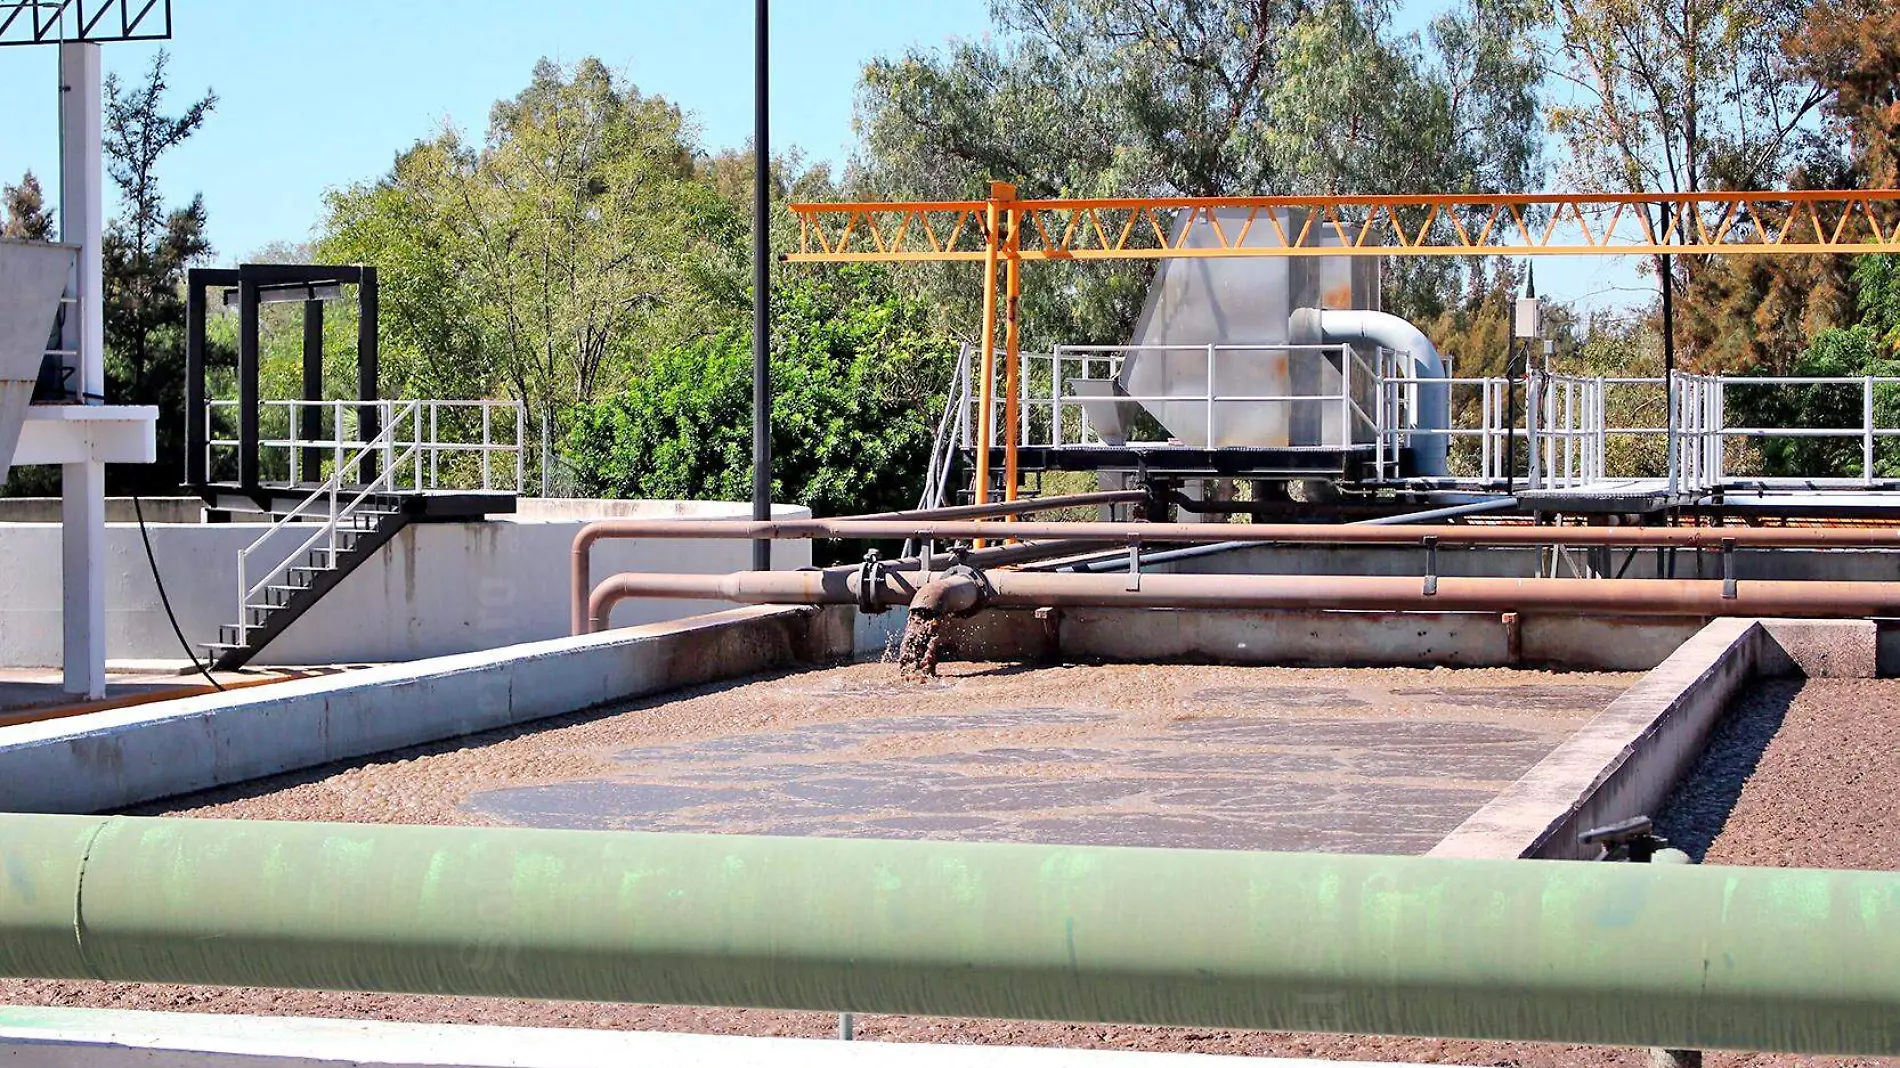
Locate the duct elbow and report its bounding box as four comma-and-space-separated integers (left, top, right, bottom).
1294, 308, 1450, 479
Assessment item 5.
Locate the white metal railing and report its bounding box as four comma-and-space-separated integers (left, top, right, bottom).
963, 344, 1377, 451
1424, 372, 1900, 492
203, 399, 525, 492
233, 403, 417, 649
924, 345, 1900, 495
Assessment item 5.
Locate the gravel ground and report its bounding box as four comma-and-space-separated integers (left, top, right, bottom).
7, 666, 1895, 1065
1658, 678, 1900, 870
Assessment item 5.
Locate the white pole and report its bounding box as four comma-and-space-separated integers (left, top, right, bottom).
1205, 343, 1216, 445
1865, 376, 1876, 484
58, 41, 105, 698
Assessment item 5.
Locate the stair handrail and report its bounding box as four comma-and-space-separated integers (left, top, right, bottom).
234, 400, 422, 649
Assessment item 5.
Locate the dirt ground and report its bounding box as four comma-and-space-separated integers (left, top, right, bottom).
5, 666, 1894, 1065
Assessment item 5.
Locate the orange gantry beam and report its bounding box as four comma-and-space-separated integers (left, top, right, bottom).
784, 187, 1900, 509
787, 190, 1900, 262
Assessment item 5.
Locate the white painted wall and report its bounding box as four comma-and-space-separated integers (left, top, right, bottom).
0, 499, 811, 667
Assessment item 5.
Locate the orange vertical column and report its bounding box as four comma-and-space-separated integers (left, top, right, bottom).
1003, 194, 1022, 507
973, 184, 1009, 506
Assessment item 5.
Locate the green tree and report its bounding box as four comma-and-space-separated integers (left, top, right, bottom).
3, 171, 54, 240
564, 267, 953, 522
101, 50, 216, 492
321, 58, 744, 443
1725, 255, 1900, 477
1671, 0, 1900, 375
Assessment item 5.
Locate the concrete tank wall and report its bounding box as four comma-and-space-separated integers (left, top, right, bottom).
0, 499, 812, 667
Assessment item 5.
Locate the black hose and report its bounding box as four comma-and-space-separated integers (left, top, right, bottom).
130, 492, 224, 691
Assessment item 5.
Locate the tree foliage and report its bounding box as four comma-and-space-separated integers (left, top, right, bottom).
320, 59, 746, 433
1662, 0, 1900, 377
564, 267, 952, 518
2, 171, 54, 240
101, 51, 216, 492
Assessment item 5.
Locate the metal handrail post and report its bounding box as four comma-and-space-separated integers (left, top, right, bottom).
1865, 375, 1877, 483
1339, 344, 1350, 449
481, 403, 493, 491
330, 420, 342, 559
1666, 370, 1680, 495
413, 403, 424, 490
235, 548, 247, 647
1205, 343, 1217, 445
1051, 351, 1063, 448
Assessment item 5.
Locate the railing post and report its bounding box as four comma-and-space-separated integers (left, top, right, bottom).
481, 403, 493, 491
1050, 350, 1063, 449
1865, 375, 1876, 483
1665, 370, 1679, 495
1205, 343, 1217, 446
415, 403, 425, 490
516, 402, 526, 492
1338, 344, 1350, 449
235, 548, 246, 648
331, 424, 342, 560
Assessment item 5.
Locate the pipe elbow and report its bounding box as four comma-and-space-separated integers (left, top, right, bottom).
909, 570, 987, 617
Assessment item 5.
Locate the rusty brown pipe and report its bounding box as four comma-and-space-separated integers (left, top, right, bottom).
569, 489, 1145, 635
587, 568, 1900, 632
574, 515, 1900, 633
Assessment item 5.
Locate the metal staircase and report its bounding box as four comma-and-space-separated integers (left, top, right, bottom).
204, 495, 411, 670
206, 403, 423, 671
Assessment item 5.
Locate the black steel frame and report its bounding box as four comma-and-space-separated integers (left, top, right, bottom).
185, 264, 379, 493
0, 0, 170, 46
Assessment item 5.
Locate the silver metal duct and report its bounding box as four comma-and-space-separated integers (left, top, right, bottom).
1121, 208, 1378, 447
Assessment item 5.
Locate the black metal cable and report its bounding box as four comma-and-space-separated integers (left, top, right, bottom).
130, 491, 224, 691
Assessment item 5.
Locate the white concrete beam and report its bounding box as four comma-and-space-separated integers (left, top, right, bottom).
57, 41, 106, 700
14, 405, 158, 465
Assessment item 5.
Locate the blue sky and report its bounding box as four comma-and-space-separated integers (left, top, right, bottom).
0, 0, 988, 261
0, 0, 1644, 312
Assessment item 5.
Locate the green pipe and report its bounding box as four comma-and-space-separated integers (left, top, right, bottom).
3, 814, 1898, 1054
